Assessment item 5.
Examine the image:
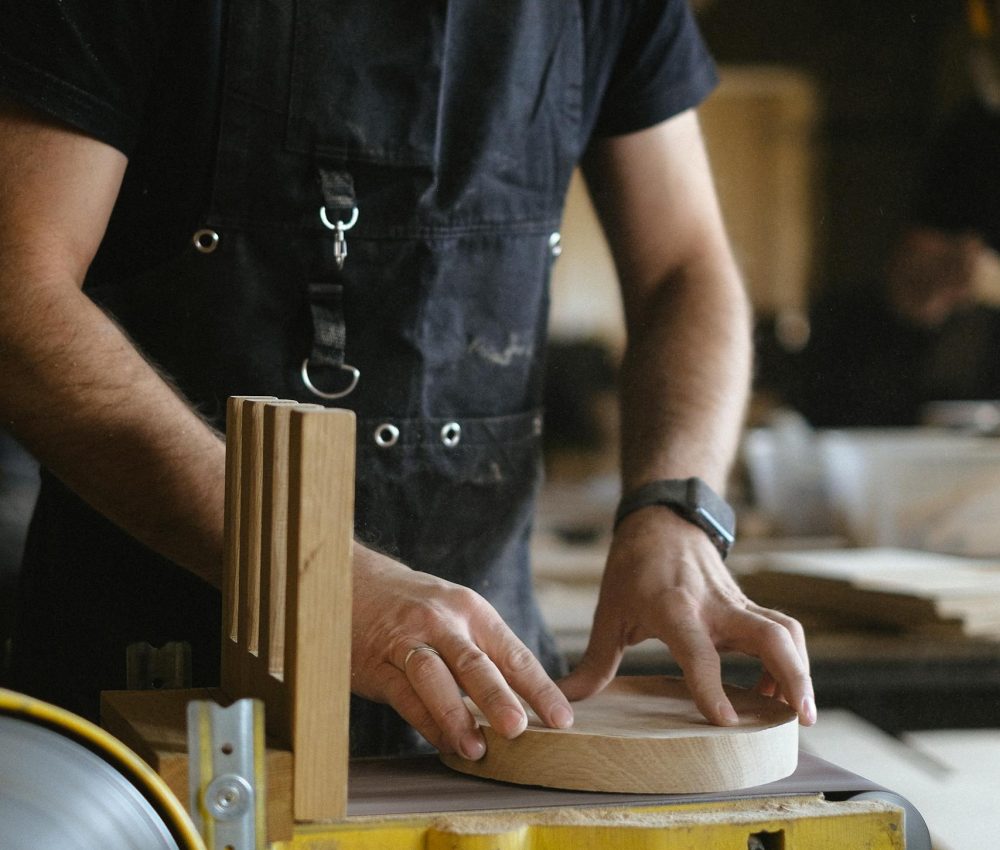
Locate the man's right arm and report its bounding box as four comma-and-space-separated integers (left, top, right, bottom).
0, 97, 575, 754
0, 97, 228, 585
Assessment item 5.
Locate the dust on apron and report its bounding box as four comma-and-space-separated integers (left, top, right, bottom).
12, 0, 584, 756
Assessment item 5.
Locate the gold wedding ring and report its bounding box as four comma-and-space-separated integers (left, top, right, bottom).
403, 645, 441, 672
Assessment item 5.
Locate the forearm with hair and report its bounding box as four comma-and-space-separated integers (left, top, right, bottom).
617, 254, 752, 495
0, 261, 226, 586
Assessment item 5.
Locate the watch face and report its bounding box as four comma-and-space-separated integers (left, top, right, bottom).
687, 477, 736, 552
694, 505, 736, 547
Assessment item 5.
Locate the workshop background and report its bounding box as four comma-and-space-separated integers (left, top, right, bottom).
2, 2, 999, 848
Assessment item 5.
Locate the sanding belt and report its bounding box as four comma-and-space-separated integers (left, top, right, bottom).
347, 752, 931, 848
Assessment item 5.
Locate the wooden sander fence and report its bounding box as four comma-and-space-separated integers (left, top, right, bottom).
222, 397, 355, 821
102, 397, 356, 836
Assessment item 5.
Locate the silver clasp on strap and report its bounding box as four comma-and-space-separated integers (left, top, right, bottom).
319, 205, 359, 270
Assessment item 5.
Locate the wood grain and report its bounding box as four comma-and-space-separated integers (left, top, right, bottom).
441, 676, 798, 793
222, 396, 276, 695
284, 406, 355, 821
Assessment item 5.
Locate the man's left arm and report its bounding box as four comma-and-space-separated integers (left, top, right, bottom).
559, 109, 816, 727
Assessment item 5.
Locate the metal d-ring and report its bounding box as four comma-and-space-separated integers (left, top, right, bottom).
300, 358, 360, 400
319, 205, 359, 232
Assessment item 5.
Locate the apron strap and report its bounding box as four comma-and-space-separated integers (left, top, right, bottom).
302, 169, 360, 400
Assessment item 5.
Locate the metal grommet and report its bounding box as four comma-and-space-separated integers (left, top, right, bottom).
440, 421, 462, 448
548, 231, 562, 258
301, 358, 360, 400
374, 423, 400, 448
192, 228, 220, 254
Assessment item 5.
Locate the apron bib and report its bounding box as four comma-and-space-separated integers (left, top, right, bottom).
14, 0, 585, 756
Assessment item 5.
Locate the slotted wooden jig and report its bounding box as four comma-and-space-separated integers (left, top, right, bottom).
102, 396, 356, 838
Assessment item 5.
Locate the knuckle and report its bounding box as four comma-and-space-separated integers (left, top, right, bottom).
450, 643, 491, 677
501, 642, 538, 676
384, 628, 417, 664
751, 617, 789, 644
405, 650, 439, 680
472, 683, 509, 712
438, 700, 473, 731
447, 585, 490, 618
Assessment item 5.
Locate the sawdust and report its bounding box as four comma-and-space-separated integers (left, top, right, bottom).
425, 796, 898, 835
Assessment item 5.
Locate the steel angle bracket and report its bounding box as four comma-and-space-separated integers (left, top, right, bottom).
187, 698, 267, 850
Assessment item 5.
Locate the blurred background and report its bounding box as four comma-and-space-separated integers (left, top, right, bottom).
538, 5, 1000, 844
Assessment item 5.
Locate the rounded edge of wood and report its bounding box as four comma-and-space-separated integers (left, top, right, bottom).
439, 677, 800, 794
441, 716, 798, 793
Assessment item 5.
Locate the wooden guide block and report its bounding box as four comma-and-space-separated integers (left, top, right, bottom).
223, 398, 356, 821
441, 676, 798, 794
103, 396, 356, 830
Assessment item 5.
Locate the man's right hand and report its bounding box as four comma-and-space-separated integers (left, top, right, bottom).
349, 544, 574, 760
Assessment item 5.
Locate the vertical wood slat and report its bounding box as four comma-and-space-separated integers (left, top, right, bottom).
240, 400, 298, 660
259, 402, 321, 677
222, 396, 276, 696
259, 403, 290, 678
238, 402, 265, 657
285, 406, 355, 821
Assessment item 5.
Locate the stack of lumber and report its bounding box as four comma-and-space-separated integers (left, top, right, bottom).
735, 548, 1000, 639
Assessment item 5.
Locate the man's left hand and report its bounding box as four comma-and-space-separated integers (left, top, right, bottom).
559, 507, 816, 726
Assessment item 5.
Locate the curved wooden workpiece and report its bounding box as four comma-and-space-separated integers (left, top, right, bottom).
441, 676, 798, 794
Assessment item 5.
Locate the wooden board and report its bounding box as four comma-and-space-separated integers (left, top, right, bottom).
440, 676, 798, 794
738, 548, 1000, 639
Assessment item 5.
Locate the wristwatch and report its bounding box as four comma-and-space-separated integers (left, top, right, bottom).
613, 477, 736, 558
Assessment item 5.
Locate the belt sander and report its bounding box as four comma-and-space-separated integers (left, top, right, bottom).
0, 398, 931, 848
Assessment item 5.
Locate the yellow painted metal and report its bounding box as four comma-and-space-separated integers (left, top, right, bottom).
278, 795, 903, 850
0, 688, 207, 850
0, 688, 903, 850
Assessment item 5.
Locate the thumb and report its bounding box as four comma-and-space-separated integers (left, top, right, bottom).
558, 630, 624, 702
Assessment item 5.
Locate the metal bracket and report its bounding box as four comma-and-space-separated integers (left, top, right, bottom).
187, 699, 267, 850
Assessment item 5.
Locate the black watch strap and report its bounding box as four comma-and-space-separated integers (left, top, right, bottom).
614, 477, 736, 558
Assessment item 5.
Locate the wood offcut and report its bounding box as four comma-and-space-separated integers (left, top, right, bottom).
441, 675, 798, 793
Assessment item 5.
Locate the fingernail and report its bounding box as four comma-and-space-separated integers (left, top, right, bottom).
460, 731, 486, 761
718, 702, 740, 725
801, 695, 817, 726
551, 704, 573, 729
498, 707, 527, 738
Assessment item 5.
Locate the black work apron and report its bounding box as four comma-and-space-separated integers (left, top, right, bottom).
11, 1, 584, 756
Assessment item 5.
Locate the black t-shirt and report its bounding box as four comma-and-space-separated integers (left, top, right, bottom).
0, 0, 716, 156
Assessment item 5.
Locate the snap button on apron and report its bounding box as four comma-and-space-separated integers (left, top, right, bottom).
548, 231, 562, 258
374, 423, 400, 448
192, 228, 220, 254
440, 422, 462, 447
